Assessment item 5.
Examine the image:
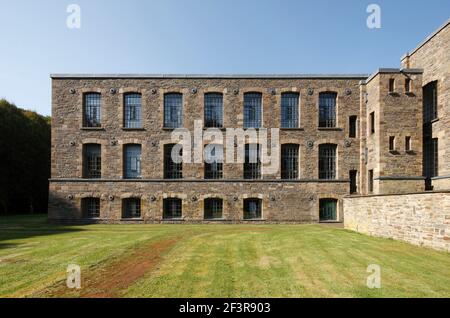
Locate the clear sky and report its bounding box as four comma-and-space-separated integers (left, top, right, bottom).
0, 0, 448, 116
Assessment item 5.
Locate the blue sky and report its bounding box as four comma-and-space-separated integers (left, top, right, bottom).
0, 0, 448, 116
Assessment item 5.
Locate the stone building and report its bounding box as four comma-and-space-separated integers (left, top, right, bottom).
48, 19, 449, 224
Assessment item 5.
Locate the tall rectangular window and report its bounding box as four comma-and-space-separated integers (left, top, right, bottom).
319, 199, 337, 221
244, 144, 261, 179
83, 144, 101, 178
124, 93, 141, 128
204, 144, 223, 179
243, 198, 262, 220
319, 144, 337, 180
349, 170, 358, 194
204, 198, 223, 219
122, 198, 141, 219
423, 81, 438, 123
389, 136, 396, 151
124, 144, 141, 179
164, 144, 182, 179
369, 112, 375, 134
368, 170, 374, 193
349, 115, 357, 138
82, 197, 100, 219
424, 138, 438, 179
281, 144, 299, 179
281, 93, 299, 128
244, 92, 262, 128
204, 93, 223, 128
319, 92, 337, 127
405, 136, 412, 152
405, 78, 411, 93
83, 93, 101, 127
163, 198, 182, 219
389, 79, 395, 93
164, 93, 183, 128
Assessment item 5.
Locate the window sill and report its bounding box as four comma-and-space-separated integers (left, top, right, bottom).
81, 127, 104, 131
203, 127, 225, 131
317, 127, 343, 131
319, 220, 341, 223
389, 150, 400, 155
162, 127, 184, 130
204, 218, 226, 221
243, 218, 265, 221
280, 127, 304, 131
122, 127, 145, 131
162, 218, 184, 221
121, 218, 143, 221
388, 92, 399, 96
405, 92, 415, 97
406, 150, 416, 155
430, 118, 439, 123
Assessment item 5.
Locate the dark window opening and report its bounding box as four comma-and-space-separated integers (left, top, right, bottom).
83, 144, 101, 178
319, 92, 337, 127
244, 92, 262, 128
281, 93, 299, 128
124, 144, 141, 179
405, 136, 412, 152
349, 115, 357, 138
389, 79, 395, 93
164, 93, 183, 128
244, 144, 261, 179
319, 144, 337, 180
243, 198, 262, 220
423, 138, 438, 190
405, 78, 411, 93
83, 93, 101, 127
369, 112, 375, 134
164, 144, 182, 179
423, 81, 438, 123
204, 93, 223, 128
281, 144, 299, 179
163, 198, 182, 219
368, 170, 374, 193
349, 170, 358, 194
204, 144, 223, 179
122, 198, 141, 219
204, 198, 223, 219
319, 199, 337, 221
389, 136, 396, 151
82, 197, 100, 219
124, 93, 141, 128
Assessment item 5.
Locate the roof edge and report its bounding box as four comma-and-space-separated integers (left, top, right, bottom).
361, 68, 423, 85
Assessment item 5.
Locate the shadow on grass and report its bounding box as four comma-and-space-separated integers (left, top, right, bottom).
0, 214, 84, 249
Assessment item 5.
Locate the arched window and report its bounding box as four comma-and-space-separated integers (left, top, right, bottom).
83, 93, 101, 127
124, 93, 142, 128
123, 144, 141, 179
164, 93, 183, 128
204, 198, 223, 219
281, 144, 299, 179
83, 144, 101, 178
204, 93, 223, 128
244, 92, 262, 128
319, 92, 337, 127
281, 93, 299, 128
319, 144, 337, 179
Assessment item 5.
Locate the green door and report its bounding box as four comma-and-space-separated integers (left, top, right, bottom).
319, 199, 337, 221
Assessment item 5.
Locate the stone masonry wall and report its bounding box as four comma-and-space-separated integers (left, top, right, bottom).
344, 192, 450, 252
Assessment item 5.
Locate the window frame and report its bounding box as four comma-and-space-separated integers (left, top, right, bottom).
319, 198, 338, 222
82, 143, 101, 179
281, 144, 299, 179
204, 198, 223, 220
204, 93, 223, 128
123, 93, 142, 128
318, 144, 337, 180
81, 197, 100, 219
164, 143, 183, 179
281, 92, 299, 128
122, 198, 141, 219
83, 93, 102, 128
123, 144, 142, 179
243, 143, 262, 179
163, 198, 182, 219
318, 92, 337, 128
243, 92, 262, 129
243, 198, 262, 220
163, 93, 183, 128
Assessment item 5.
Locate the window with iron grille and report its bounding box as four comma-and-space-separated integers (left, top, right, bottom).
124, 93, 142, 128
82, 197, 100, 218
204, 93, 223, 128
163, 198, 182, 219
83, 144, 101, 178
281, 93, 299, 128
164, 144, 182, 179
204, 144, 223, 179
244, 144, 261, 179
368, 170, 374, 193
243, 198, 262, 220
423, 81, 438, 123
281, 144, 299, 179
123, 144, 141, 179
319, 92, 337, 127
122, 198, 141, 219
319, 144, 337, 179
243, 92, 262, 128
319, 199, 337, 221
349, 170, 358, 194
349, 115, 357, 138
83, 93, 101, 127
164, 93, 183, 128
204, 198, 223, 219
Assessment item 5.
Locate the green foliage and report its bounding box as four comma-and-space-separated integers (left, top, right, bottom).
0, 99, 50, 215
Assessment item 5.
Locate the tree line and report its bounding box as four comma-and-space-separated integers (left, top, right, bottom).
0, 99, 51, 215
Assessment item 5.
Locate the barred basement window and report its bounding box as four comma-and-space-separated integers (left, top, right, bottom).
204, 198, 223, 219
349, 170, 358, 194
281, 93, 299, 128
319, 199, 337, 221
281, 144, 299, 179
82, 197, 100, 219
423, 81, 438, 123
319, 92, 337, 128
164, 93, 183, 128
319, 144, 337, 180
83, 93, 101, 127
243, 198, 262, 220
163, 198, 182, 219
204, 93, 223, 128
349, 115, 357, 138
204, 144, 223, 179
164, 144, 182, 179
368, 170, 374, 193
244, 144, 261, 179
243, 92, 262, 128
83, 144, 101, 178
123, 144, 141, 179
122, 198, 141, 219
124, 93, 142, 128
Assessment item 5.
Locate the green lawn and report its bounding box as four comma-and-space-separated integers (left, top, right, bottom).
0, 215, 449, 298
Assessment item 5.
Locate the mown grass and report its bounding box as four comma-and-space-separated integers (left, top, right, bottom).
0, 215, 449, 298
